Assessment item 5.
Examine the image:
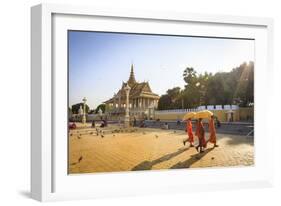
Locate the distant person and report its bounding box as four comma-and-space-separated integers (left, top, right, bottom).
208, 115, 219, 147
196, 118, 207, 153
100, 121, 105, 128
216, 117, 221, 128
133, 116, 137, 127
183, 118, 194, 147
100, 120, 106, 128
140, 120, 146, 128
91, 120, 95, 128
118, 117, 121, 127
161, 122, 169, 130
69, 122, 76, 129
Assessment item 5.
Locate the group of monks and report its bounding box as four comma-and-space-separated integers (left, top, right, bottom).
183, 115, 218, 153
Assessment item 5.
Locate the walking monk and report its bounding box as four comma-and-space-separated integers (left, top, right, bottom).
209, 115, 219, 147
183, 118, 194, 147
196, 118, 207, 153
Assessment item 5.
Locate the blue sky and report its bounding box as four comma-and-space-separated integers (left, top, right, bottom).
68, 31, 254, 109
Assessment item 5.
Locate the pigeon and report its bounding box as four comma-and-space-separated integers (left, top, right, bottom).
90, 132, 93, 135
70, 133, 73, 136
78, 156, 83, 163
211, 157, 215, 160
155, 135, 158, 138
113, 134, 115, 137
143, 132, 146, 135
101, 134, 104, 138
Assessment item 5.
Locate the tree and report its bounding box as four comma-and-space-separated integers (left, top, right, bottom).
157, 94, 172, 110
182, 67, 201, 108
166, 87, 181, 103
157, 87, 185, 110
205, 74, 224, 105
182, 68, 212, 108
245, 61, 254, 104
158, 62, 254, 110
88, 109, 96, 114
68, 107, 72, 116
233, 62, 254, 106
71, 103, 90, 114
183, 67, 197, 86
95, 104, 106, 114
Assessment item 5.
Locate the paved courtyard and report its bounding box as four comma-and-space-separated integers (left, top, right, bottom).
68, 123, 254, 174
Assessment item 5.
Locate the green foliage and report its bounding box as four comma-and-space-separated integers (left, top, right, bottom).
68, 107, 72, 115
158, 62, 254, 110
157, 94, 173, 110
71, 103, 90, 114
95, 104, 106, 114
88, 109, 96, 114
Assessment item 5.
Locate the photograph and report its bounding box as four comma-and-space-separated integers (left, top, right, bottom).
68, 31, 254, 174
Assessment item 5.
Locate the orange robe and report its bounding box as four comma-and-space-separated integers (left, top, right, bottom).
186, 120, 194, 143
198, 121, 207, 148
195, 121, 200, 137
209, 119, 217, 144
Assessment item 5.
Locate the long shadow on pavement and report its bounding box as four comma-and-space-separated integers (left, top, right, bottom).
131, 147, 190, 171
170, 147, 214, 169
218, 135, 254, 146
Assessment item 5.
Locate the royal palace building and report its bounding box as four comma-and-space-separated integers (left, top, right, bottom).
104, 64, 160, 120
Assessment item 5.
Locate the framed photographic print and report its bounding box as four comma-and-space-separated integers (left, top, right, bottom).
31, 3, 274, 201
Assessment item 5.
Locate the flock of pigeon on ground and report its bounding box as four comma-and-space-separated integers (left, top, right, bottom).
70, 127, 179, 165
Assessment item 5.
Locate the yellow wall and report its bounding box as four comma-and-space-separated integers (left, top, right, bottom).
154, 107, 253, 122
238, 107, 254, 121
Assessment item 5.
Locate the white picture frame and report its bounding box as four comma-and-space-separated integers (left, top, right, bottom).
31, 3, 274, 202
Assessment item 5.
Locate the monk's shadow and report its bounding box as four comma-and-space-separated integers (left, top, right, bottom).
170, 147, 214, 169
218, 135, 254, 146
131, 147, 190, 171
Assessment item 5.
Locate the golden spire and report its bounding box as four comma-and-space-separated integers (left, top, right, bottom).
127, 64, 136, 86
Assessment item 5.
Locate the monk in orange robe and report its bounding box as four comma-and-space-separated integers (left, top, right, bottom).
196, 118, 207, 153
195, 119, 199, 137
209, 115, 219, 147
183, 118, 194, 147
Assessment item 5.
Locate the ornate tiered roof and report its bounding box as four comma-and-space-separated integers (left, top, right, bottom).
127, 64, 136, 87
104, 64, 160, 103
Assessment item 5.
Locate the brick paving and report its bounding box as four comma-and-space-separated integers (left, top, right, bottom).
68, 123, 254, 174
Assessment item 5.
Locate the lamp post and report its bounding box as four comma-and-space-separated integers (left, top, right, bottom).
82, 97, 87, 124
124, 83, 131, 127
